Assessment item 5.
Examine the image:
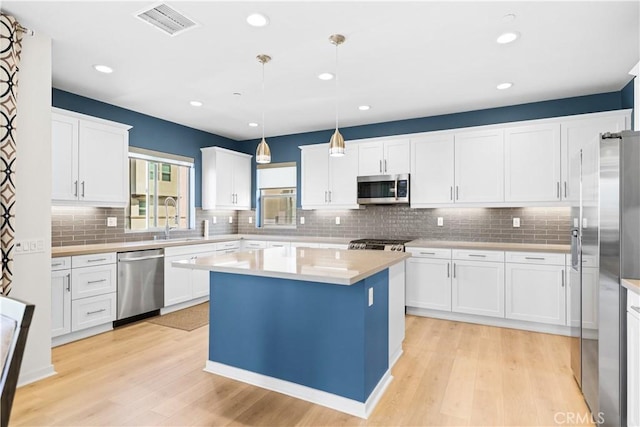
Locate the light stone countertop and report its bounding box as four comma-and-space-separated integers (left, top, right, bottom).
622, 279, 640, 296
51, 234, 353, 257
405, 240, 570, 254
173, 246, 410, 286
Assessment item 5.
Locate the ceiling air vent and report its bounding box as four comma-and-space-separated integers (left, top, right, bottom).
135, 3, 198, 36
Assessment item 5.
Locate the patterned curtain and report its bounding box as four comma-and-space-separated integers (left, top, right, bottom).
0, 14, 24, 295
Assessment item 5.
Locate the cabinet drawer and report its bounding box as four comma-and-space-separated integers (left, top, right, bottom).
216, 240, 240, 250
629, 288, 640, 314
51, 257, 72, 271
71, 264, 117, 299
243, 240, 268, 249
506, 251, 565, 266
452, 249, 504, 263
290, 242, 319, 248
72, 252, 116, 268
267, 241, 290, 248
407, 248, 452, 260
217, 248, 239, 255
71, 293, 116, 331
165, 243, 218, 257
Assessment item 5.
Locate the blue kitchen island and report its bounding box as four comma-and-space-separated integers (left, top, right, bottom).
174, 246, 409, 418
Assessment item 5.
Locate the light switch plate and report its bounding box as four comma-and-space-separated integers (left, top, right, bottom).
107, 217, 117, 227
300, 217, 305, 225
213, 216, 217, 224
368, 288, 374, 306
335, 216, 340, 225
513, 217, 520, 228
248, 216, 253, 224
228, 216, 233, 224
437, 217, 444, 226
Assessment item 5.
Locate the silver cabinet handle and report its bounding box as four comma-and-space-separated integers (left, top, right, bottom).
564, 182, 567, 198
453, 263, 456, 278
450, 186, 453, 201
394, 178, 398, 201
119, 254, 164, 262
379, 160, 382, 173
525, 257, 545, 260
66, 273, 71, 292
456, 186, 459, 200
420, 252, 436, 255
81, 181, 85, 198
384, 159, 387, 173
324, 191, 328, 203
561, 270, 565, 287
557, 182, 560, 199
328, 191, 332, 203
87, 258, 108, 263
87, 279, 107, 284
74, 180, 78, 197
631, 306, 640, 314
447, 262, 450, 278
86, 308, 106, 315
52, 262, 63, 267
468, 254, 486, 258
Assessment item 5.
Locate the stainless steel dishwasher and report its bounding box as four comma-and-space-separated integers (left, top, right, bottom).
117, 248, 164, 322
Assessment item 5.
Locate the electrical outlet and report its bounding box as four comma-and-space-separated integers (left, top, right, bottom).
248, 216, 253, 224
300, 216, 305, 225
437, 217, 444, 226
513, 217, 521, 228
574, 217, 579, 227
107, 217, 117, 227
213, 216, 217, 224
582, 218, 588, 228
335, 216, 340, 225
228, 216, 233, 224
368, 288, 374, 307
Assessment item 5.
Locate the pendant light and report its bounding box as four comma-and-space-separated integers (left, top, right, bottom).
328, 34, 346, 157
256, 54, 272, 164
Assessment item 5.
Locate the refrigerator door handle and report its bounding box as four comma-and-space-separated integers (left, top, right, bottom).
570, 227, 580, 271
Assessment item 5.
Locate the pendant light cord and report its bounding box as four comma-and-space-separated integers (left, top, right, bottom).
334, 42, 339, 131
262, 60, 266, 140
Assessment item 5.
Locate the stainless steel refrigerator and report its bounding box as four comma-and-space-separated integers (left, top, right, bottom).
570, 130, 640, 426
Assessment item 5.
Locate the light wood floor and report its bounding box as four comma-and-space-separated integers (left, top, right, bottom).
10, 316, 593, 426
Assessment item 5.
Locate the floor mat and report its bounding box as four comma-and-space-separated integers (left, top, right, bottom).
147, 302, 209, 331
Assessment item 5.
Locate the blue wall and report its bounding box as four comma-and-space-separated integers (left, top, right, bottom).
243, 88, 635, 208
52, 89, 246, 207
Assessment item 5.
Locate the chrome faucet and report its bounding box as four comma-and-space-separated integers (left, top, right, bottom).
164, 197, 178, 239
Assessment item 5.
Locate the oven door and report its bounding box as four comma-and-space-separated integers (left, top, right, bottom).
357, 174, 409, 204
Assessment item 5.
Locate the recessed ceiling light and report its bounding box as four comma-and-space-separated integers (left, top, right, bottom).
189, 100, 203, 107
93, 64, 113, 74
496, 32, 519, 44
502, 13, 516, 23
233, 92, 242, 96
497, 82, 513, 90
358, 105, 371, 111
246, 13, 269, 27
318, 72, 334, 81
248, 122, 259, 127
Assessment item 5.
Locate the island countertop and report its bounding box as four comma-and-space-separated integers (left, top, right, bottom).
173, 247, 410, 286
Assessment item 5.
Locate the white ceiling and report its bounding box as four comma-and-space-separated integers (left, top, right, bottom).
4, 1, 639, 141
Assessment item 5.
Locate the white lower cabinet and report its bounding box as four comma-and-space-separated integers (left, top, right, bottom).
505, 253, 566, 325
164, 244, 218, 307
628, 290, 640, 427
51, 253, 117, 345
405, 248, 452, 311
452, 258, 505, 318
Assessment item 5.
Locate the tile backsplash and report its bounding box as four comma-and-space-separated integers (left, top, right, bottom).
237, 206, 572, 244
51, 207, 238, 247
53, 205, 572, 247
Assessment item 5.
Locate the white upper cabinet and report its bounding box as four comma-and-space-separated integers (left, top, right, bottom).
504, 123, 561, 203
454, 129, 504, 203
411, 134, 455, 205
201, 146, 252, 210
357, 138, 410, 176
300, 143, 359, 209
561, 112, 629, 203
52, 109, 130, 207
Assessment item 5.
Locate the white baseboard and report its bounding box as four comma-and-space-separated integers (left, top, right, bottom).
18, 364, 56, 387
204, 360, 393, 419
389, 346, 403, 369
406, 307, 571, 336
52, 323, 113, 347
161, 296, 209, 315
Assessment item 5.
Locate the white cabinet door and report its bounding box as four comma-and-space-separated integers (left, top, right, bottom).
233, 153, 252, 209
215, 149, 236, 209
504, 123, 561, 202
454, 129, 504, 203
164, 254, 193, 306
505, 263, 566, 325
383, 139, 410, 174
51, 114, 79, 202
406, 257, 451, 311
628, 307, 640, 427
358, 142, 384, 176
301, 144, 330, 208
51, 269, 72, 338
329, 144, 359, 207
411, 134, 455, 205
561, 114, 627, 202
191, 269, 210, 299
71, 263, 117, 300
71, 293, 116, 332
452, 260, 505, 318
78, 120, 128, 205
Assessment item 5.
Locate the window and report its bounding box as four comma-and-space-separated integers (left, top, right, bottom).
256, 162, 297, 229
127, 148, 195, 231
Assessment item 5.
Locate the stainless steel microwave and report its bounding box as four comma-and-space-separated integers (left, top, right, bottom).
357, 174, 409, 205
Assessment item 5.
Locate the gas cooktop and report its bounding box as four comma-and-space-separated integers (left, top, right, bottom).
348, 238, 412, 251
